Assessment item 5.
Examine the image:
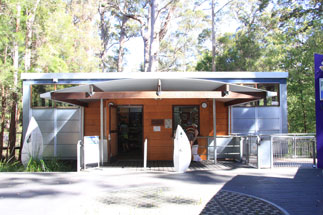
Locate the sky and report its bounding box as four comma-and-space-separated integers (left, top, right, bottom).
122, 0, 240, 72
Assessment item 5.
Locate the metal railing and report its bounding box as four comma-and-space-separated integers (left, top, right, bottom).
199, 133, 316, 169
271, 134, 316, 168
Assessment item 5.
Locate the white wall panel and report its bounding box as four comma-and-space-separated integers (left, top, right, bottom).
258, 119, 280, 130
57, 145, 77, 158
257, 107, 280, 119
57, 133, 80, 145
57, 109, 79, 121
57, 121, 80, 133
41, 132, 55, 145
32, 109, 55, 121
232, 107, 255, 118
43, 145, 54, 157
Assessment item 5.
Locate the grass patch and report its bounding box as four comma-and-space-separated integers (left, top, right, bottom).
0, 158, 76, 172
0, 160, 25, 172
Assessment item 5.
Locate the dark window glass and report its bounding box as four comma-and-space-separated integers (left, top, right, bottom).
173, 106, 199, 134
55, 84, 79, 108
31, 85, 55, 108
31, 84, 80, 108
237, 83, 280, 107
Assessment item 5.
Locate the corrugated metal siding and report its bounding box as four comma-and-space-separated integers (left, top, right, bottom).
32, 108, 80, 159
232, 107, 281, 135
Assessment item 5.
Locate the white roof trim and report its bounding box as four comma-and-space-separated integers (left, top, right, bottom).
40, 78, 275, 100
22, 72, 288, 80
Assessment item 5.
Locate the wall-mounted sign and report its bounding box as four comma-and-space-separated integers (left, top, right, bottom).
153, 126, 161, 132
320, 78, 323, 100
151, 119, 164, 126
165, 119, 172, 128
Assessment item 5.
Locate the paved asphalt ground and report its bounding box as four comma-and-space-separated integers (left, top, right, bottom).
0, 165, 322, 215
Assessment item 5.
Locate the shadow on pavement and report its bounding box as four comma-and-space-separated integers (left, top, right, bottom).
201, 168, 323, 215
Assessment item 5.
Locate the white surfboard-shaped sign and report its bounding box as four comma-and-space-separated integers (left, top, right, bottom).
21, 117, 44, 166
173, 125, 191, 173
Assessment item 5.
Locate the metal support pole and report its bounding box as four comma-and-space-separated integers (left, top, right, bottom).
270, 135, 273, 169
246, 137, 250, 164
213, 99, 217, 163
144, 139, 147, 169
99, 99, 104, 167
240, 136, 244, 162
228, 106, 231, 135
293, 136, 296, 158
77, 140, 81, 172
313, 139, 317, 168
257, 135, 260, 169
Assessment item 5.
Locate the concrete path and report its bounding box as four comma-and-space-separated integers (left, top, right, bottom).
0, 166, 322, 215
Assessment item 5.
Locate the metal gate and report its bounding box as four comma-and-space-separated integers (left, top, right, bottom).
271, 134, 316, 168
241, 136, 259, 168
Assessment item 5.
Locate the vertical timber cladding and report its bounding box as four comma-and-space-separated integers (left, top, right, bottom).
84, 102, 102, 136
82, 99, 228, 161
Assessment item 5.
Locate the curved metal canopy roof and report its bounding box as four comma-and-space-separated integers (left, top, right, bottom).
41, 78, 276, 107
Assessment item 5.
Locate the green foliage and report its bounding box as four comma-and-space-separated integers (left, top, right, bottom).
0, 157, 76, 172
0, 160, 24, 172
26, 157, 47, 172
195, 51, 212, 71
195, 0, 322, 133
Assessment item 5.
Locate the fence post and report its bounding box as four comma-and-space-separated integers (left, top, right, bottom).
240, 136, 244, 162
293, 136, 296, 158
257, 135, 261, 169
313, 138, 317, 168
270, 135, 273, 169
144, 139, 147, 169
77, 140, 82, 172
246, 137, 251, 164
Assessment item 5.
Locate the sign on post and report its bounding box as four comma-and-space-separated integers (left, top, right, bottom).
84, 136, 100, 168
314, 54, 323, 168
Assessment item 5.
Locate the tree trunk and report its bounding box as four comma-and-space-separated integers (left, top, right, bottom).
99, 2, 108, 72
8, 94, 17, 160
211, 0, 216, 72
148, 0, 160, 72
8, 4, 20, 161
25, 0, 40, 71
0, 85, 7, 160
299, 82, 307, 133
117, 15, 129, 73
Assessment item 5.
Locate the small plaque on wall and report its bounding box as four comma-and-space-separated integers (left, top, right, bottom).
165, 119, 172, 128
153, 126, 161, 132
151, 119, 164, 126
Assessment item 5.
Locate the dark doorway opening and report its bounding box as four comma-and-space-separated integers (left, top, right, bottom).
117, 106, 143, 161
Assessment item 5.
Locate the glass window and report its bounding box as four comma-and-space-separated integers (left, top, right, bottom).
31, 85, 55, 108
237, 83, 280, 107
55, 84, 79, 108
31, 84, 79, 108
173, 106, 199, 134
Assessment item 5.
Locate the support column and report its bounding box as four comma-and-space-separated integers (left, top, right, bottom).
213, 99, 217, 163
100, 99, 104, 166
54, 109, 57, 157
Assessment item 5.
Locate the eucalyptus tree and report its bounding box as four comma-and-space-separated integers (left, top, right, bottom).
110, 0, 178, 72
272, 0, 322, 133
159, 1, 209, 71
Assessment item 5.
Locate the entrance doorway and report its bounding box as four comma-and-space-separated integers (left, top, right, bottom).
117, 106, 143, 160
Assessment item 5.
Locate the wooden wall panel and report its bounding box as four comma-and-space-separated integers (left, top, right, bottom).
84, 102, 100, 136
101, 99, 228, 160
81, 98, 228, 161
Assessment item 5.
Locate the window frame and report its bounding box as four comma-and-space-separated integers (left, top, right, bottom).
236, 83, 280, 107
172, 105, 200, 136
30, 84, 80, 109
